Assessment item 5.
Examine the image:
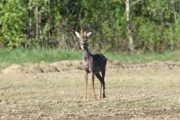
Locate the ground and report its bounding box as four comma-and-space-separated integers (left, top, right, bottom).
0, 60, 180, 120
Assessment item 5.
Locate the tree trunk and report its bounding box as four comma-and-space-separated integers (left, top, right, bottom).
29, 17, 32, 48
48, 1, 51, 49
171, 27, 173, 50
35, 6, 39, 49
126, 0, 134, 52
39, 9, 42, 48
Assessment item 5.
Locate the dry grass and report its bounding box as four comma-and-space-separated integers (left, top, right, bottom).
0, 62, 180, 119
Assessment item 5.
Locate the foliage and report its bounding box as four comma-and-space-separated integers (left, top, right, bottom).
0, 0, 179, 52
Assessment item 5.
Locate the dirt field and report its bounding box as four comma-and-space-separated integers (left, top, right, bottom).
0, 60, 180, 120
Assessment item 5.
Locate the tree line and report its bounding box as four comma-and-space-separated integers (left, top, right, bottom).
0, 0, 180, 52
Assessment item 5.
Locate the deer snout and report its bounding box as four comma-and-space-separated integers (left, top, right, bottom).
82, 43, 85, 46
81, 42, 86, 49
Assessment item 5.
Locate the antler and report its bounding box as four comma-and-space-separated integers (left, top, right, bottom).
84, 32, 87, 37
80, 30, 83, 36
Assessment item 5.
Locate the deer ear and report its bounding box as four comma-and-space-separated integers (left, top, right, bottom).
75, 31, 80, 38
87, 32, 92, 38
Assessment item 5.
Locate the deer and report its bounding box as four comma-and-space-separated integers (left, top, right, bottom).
75, 30, 107, 100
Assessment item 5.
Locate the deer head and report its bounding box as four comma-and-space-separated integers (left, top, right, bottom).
75, 30, 92, 50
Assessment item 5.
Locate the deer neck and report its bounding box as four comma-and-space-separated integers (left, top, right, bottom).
82, 47, 91, 60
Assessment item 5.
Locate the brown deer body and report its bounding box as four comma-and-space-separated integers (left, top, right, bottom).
75, 30, 107, 100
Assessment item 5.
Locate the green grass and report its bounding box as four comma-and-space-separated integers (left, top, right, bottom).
0, 49, 180, 65
105, 50, 180, 63
0, 49, 82, 64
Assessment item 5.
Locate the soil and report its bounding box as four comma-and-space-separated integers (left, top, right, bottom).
0, 60, 180, 119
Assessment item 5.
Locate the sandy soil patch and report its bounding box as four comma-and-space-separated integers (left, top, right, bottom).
0, 60, 180, 119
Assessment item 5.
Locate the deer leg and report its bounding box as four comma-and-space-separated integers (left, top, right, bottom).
92, 73, 97, 100
84, 71, 88, 99
95, 73, 103, 99
101, 71, 106, 98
